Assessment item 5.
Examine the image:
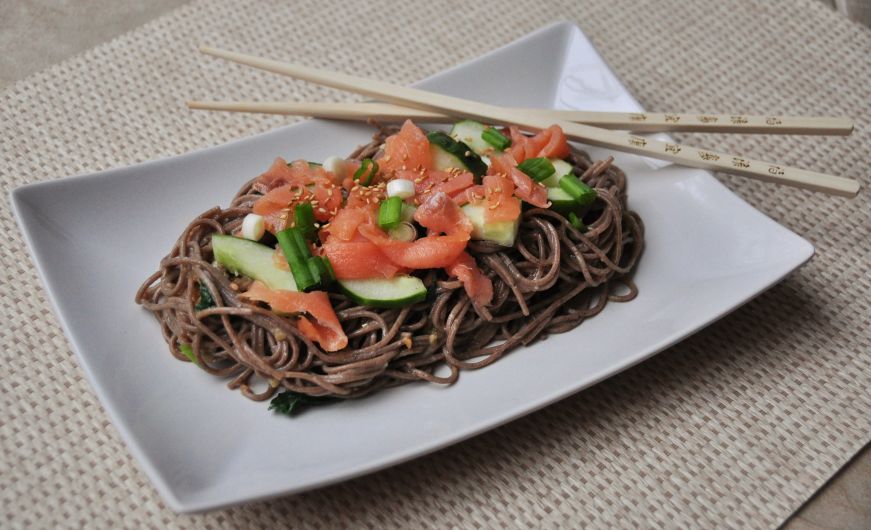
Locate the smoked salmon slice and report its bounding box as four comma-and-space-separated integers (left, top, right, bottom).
240, 280, 348, 351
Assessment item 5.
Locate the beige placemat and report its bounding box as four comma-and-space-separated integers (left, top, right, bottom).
2, 0, 870, 527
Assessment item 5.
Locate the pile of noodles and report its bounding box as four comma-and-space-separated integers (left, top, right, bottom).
136, 126, 644, 402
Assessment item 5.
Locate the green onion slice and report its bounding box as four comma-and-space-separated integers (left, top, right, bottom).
378, 196, 403, 230
568, 212, 587, 232
354, 158, 379, 186
307, 256, 337, 286
559, 174, 598, 206
482, 128, 511, 150
294, 202, 316, 240
321, 256, 336, 282
179, 344, 198, 365
276, 227, 317, 291
518, 157, 556, 182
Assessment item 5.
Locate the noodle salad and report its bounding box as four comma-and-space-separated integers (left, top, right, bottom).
136, 120, 644, 415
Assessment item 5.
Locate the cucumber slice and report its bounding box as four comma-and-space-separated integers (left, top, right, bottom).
547, 187, 578, 213
339, 275, 427, 308
450, 120, 494, 156
427, 131, 487, 177
212, 234, 298, 291
461, 204, 519, 247
542, 158, 574, 187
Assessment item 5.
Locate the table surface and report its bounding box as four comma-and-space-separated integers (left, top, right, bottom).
1, 1, 869, 528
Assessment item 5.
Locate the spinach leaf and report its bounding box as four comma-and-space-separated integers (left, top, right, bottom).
269, 390, 336, 416
195, 282, 216, 311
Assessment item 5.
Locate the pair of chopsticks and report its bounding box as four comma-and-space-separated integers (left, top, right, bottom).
189, 46, 860, 197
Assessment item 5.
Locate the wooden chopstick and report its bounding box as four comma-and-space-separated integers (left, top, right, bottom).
197, 46, 860, 197
186, 100, 854, 135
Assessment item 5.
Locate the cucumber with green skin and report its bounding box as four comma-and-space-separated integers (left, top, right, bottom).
546, 187, 578, 213
427, 131, 487, 177
461, 204, 520, 247
450, 120, 496, 156
338, 275, 427, 308
542, 158, 574, 187
212, 234, 298, 291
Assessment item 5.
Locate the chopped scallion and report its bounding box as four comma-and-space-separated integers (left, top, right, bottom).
481, 128, 511, 150
179, 344, 198, 365
378, 196, 403, 230
276, 227, 317, 291
321, 256, 336, 282
354, 158, 379, 186
568, 212, 587, 232
518, 157, 556, 182
294, 202, 316, 240
559, 174, 598, 205
306, 256, 335, 287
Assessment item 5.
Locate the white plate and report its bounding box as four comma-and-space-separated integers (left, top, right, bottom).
10, 22, 813, 513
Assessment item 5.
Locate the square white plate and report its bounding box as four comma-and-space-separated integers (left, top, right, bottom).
11, 22, 813, 513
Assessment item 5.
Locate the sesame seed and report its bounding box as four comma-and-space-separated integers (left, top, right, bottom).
279, 213, 288, 220
318, 207, 327, 213
230, 282, 239, 290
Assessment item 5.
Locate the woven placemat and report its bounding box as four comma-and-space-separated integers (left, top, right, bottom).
2, 0, 870, 527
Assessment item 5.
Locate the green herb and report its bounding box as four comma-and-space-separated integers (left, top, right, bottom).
294, 202, 316, 240
276, 227, 317, 291
305, 256, 335, 287
321, 256, 336, 282
269, 390, 336, 416
179, 343, 198, 365
195, 282, 215, 311
568, 212, 587, 232
481, 127, 511, 150
518, 157, 556, 182
378, 196, 403, 230
354, 158, 379, 186
559, 174, 598, 205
